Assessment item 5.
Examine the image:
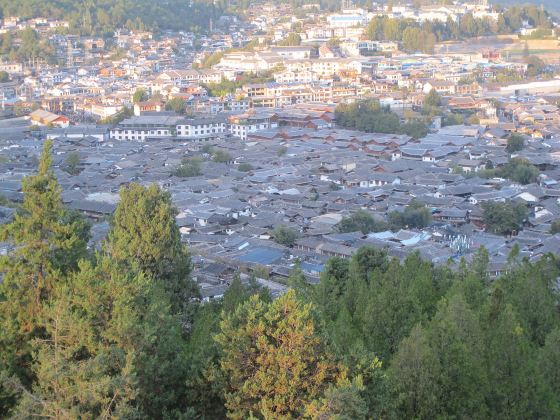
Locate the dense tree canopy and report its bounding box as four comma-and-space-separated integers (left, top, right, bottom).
216, 290, 347, 418
481, 200, 528, 235
506, 133, 525, 153
107, 183, 198, 313
0, 0, 222, 36
338, 209, 388, 234
366, 6, 552, 51
1, 141, 560, 419
165, 97, 187, 114
482, 158, 540, 185
272, 225, 299, 247
335, 99, 428, 138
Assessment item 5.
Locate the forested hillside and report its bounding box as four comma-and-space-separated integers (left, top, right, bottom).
498, 0, 559, 11
0, 142, 559, 418
0, 0, 223, 35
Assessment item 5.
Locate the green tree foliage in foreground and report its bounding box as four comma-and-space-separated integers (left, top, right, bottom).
335, 99, 429, 139
107, 182, 198, 313
0, 143, 198, 417
1, 143, 560, 418
216, 290, 349, 418
0, 141, 90, 412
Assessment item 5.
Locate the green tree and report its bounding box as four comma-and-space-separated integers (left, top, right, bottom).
278, 32, 301, 46
337, 209, 388, 234
471, 245, 490, 282
525, 55, 546, 78
106, 183, 198, 314
212, 149, 232, 163
165, 97, 186, 114
335, 99, 402, 134
185, 275, 270, 419
314, 257, 350, 322
215, 290, 346, 419
425, 294, 489, 418
424, 89, 442, 107
389, 326, 441, 419
0, 141, 89, 414
132, 88, 148, 103
402, 27, 421, 52
272, 224, 299, 247
399, 120, 429, 139
237, 162, 253, 172
496, 256, 560, 346
502, 158, 539, 184
173, 156, 202, 177
537, 328, 560, 415
506, 134, 525, 153
389, 200, 432, 230
481, 201, 527, 235
305, 377, 368, 420
550, 220, 560, 234
483, 291, 546, 418
7, 254, 190, 418
63, 152, 81, 175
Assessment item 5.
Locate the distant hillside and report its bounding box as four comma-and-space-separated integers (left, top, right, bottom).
495, 0, 559, 12
0, 0, 224, 35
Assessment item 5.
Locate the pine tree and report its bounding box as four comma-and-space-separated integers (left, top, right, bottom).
215, 290, 346, 419
0, 140, 89, 413
106, 183, 198, 314
471, 245, 490, 282
425, 294, 489, 418
10, 255, 190, 418
0, 140, 89, 330
483, 290, 544, 418
388, 325, 441, 419
305, 377, 368, 420
537, 328, 560, 415
5, 281, 136, 419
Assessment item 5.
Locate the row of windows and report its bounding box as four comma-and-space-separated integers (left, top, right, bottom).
178, 128, 224, 135
176, 124, 225, 129
112, 130, 168, 136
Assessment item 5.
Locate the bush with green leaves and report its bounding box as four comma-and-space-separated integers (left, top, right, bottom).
272, 225, 299, 247
173, 156, 202, 177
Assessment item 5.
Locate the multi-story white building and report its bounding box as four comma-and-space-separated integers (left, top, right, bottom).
228, 111, 278, 141
110, 115, 228, 142
109, 115, 180, 141
176, 117, 227, 139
